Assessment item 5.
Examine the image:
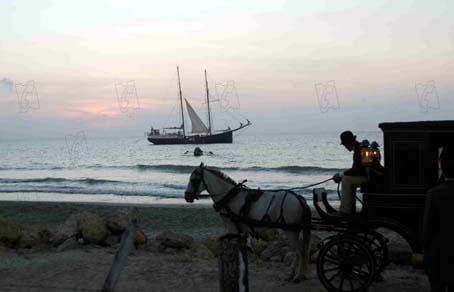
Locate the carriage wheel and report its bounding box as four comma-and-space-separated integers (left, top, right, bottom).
317, 235, 375, 292
354, 230, 389, 275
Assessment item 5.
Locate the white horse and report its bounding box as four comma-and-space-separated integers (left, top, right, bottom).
184, 163, 312, 282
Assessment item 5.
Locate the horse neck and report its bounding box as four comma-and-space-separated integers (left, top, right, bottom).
203, 169, 236, 202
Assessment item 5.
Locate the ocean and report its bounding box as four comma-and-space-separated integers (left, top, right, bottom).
0, 131, 382, 204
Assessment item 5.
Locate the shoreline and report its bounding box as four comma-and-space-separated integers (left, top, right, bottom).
0, 192, 340, 208
0, 192, 213, 208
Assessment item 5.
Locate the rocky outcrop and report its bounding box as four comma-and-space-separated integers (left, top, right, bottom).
134, 228, 147, 248
0, 218, 52, 249
189, 242, 215, 260
106, 211, 129, 235
0, 217, 23, 247
201, 237, 218, 257
51, 213, 81, 246
18, 225, 51, 249
260, 240, 290, 262
56, 237, 78, 252
256, 229, 281, 242
156, 231, 194, 249
79, 212, 108, 244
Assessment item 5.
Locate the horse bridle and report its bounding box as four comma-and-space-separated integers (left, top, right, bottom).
187, 165, 210, 200
187, 165, 241, 198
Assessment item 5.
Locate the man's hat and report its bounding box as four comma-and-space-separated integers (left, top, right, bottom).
340, 131, 356, 145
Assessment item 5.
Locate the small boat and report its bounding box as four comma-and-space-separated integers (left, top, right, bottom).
147, 67, 251, 145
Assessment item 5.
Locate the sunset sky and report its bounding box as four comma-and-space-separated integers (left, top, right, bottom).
0, 0, 453, 138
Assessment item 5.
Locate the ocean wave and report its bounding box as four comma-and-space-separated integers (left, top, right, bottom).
0, 188, 183, 198
134, 164, 342, 174
0, 177, 128, 185
0, 163, 343, 174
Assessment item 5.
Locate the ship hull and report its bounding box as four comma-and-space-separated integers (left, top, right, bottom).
147, 131, 233, 145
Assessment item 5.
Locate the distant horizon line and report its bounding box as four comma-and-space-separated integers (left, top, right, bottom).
0, 129, 384, 142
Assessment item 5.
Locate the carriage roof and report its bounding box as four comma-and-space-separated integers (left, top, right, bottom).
379, 120, 454, 132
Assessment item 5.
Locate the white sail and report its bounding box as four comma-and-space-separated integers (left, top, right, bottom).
185, 99, 209, 134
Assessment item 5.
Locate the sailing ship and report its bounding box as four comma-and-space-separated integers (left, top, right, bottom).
147, 67, 251, 145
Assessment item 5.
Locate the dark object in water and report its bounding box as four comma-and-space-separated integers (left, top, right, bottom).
194, 147, 203, 156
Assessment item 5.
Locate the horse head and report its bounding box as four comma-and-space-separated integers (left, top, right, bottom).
185, 163, 206, 203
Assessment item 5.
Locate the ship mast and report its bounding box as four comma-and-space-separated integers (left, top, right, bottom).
177, 66, 186, 137
205, 69, 212, 135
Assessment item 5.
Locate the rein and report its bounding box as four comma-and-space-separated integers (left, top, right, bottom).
287, 177, 333, 191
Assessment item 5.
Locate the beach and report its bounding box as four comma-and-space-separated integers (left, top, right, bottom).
0, 201, 429, 292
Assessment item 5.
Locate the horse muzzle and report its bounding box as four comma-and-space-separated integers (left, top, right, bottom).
184, 191, 199, 203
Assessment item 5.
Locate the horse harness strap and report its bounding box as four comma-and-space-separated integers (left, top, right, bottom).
212, 180, 247, 212
215, 187, 310, 232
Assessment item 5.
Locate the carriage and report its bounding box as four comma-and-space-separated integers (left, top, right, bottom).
313, 120, 454, 292
185, 120, 454, 292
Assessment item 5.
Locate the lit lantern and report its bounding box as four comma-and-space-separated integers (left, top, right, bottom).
361, 142, 381, 167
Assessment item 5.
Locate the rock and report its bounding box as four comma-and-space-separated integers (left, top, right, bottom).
156, 231, 193, 249
146, 240, 161, 253
79, 212, 108, 244
0, 217, 23, 248
51, 213, 81, 246
57, 237, 78, 252
283, 251, 295, 265
256, 229, 281, 242
134, 228, 147, 248
201, 237, 218, 257
190, 242, 214, 260
105, 235, 121, 247
106, 211, 129, 235
17, 225, 49, 249
251, 239, 268, 256
260, 241, 288, 261
385, 231, 412, 265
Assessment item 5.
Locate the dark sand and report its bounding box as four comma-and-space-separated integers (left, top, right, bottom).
0, 201, 429, 291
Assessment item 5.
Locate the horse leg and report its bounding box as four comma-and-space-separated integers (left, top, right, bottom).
283, 231, 303, 282
301, 227, 312, 278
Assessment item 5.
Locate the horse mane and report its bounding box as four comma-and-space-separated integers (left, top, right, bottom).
205, 166, 237, 185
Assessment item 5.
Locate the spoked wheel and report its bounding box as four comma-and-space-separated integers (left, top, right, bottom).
317, 235, 376, 292
354, 230, 389, 274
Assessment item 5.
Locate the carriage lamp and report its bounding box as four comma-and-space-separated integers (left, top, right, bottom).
361, 142, 381, 167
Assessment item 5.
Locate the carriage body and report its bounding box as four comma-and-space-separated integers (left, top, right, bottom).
362, 120, 454, 252
314, 121, 454, 291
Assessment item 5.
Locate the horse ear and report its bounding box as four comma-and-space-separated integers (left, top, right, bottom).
199, 162, 204, 167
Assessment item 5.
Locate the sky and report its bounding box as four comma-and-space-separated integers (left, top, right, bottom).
0, 0, 453, 139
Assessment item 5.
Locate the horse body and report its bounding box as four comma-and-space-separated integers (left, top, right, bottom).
185, 164, 312, 282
